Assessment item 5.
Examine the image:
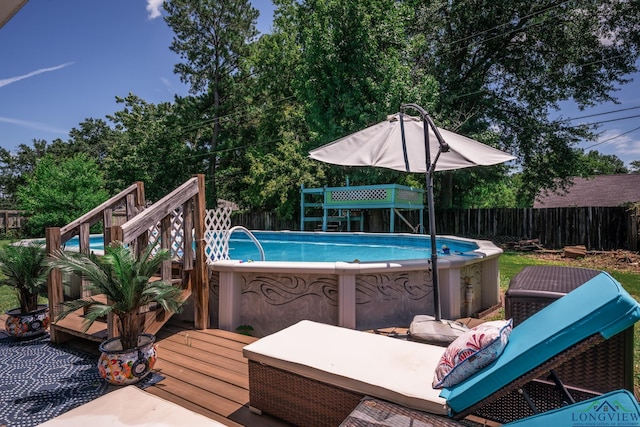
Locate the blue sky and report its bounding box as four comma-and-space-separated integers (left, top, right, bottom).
0, 0, 275, 152
1, 1, 639, 166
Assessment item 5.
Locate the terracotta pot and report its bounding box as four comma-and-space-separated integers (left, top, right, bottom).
4, 304, 50, 338
98, 333, 157, 385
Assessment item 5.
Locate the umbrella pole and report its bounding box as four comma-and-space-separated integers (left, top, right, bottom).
426, 168, 442, 321
402, 103, 445, 322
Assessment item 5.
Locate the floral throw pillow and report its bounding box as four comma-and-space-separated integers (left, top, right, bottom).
432, 319, 513, 389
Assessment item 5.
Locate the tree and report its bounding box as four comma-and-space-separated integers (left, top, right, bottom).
577, 150, 628, 176
0, 140, 48, 208
241, 128, 327, 219
16, 154, 108, 237
286, 0, 438, 143
629, 160, 640, 174
261, 0, 446, 212
223, 16, 324, 217
408, 0, 640, 205
47, 118, 119, 166
103, 94, 193, 202
164, 0, 259, 206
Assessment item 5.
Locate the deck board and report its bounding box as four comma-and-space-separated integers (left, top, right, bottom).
0, 314, 292, 427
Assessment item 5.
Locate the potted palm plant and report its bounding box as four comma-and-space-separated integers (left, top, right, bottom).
49, 242, 186, 385
0, 243, 50, 338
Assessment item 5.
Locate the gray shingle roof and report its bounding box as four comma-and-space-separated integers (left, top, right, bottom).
534, 174, 640, 208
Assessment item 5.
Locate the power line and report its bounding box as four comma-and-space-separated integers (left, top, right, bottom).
585, 113, 640, 126
584, 124, 640, 150
566, 105, 640, 121
423, 1, 571, 57
178, 95, 297, 135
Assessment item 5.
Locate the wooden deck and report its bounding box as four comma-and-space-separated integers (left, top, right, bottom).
0, 314, 292, 427
148, 320, 291, 426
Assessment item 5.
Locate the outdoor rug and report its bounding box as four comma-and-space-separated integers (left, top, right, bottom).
0, 333, 164, 427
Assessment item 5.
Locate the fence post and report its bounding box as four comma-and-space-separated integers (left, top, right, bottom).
193, 174, 209, 330
46, 227, 65, 343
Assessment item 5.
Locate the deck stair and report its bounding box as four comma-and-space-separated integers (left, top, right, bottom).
46, 175, 209, 344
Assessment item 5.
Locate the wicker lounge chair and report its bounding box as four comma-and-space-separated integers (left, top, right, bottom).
243, 271, 640, 427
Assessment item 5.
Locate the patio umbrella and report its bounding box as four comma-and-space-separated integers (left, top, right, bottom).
309, 103, 515, 328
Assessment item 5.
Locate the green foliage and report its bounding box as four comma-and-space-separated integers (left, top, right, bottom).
16, 154, 109, 237
408, 0, 640, 205
164, 0, 259, 206
258, 0, 442, 207
453, 173, 517, 208
104, 94, 193, 202
241, 130, 325, 220
0, 243, 48, 313
0, 139, 48, 208
49, 243, 186, 350
3, 0, 640, 216
577, 150, 629, 176
290, 0, 439, 144
48, 118, 119, 166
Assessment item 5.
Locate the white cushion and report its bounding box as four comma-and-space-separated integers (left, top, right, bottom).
243, 320, 449, 415
37, 386, 226, 426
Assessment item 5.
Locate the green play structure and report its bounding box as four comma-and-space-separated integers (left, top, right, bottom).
300, 183, 425, 232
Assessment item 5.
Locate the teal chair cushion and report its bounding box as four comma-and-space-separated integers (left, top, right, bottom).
440, 272, 640, 415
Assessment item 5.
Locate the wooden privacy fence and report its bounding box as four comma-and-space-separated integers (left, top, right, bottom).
232, 206, 640, 251
0, 210, 25, 235
435, 206, 638, 251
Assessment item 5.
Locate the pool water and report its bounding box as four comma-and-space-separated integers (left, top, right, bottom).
62, 231, 480, 263
223, 231, 479, 262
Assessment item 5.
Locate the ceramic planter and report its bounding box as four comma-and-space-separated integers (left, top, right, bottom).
98, 333, 157, 385
4, 304, 50, 338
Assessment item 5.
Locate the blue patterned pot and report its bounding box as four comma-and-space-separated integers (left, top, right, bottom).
98, 333, 157, 385
5, 305, 50, 338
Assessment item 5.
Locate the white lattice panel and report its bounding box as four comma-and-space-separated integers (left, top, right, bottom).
146, 207, 183, 260
148, 224, 160, 253
204, 208, 233, 263
170, 208, 184, 259
331, 189, 388, 201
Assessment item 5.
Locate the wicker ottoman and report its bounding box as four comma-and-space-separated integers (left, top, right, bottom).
505, 266, 634, 393
340, 397, 472, 427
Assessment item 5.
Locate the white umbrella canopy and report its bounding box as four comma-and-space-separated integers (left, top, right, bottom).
309, 113, 516, 172
308, 105, 515, 329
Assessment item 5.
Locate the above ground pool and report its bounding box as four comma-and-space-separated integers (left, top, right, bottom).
61, 231, 482, 262
53, 230, 503, 337
209, 231, 503, 337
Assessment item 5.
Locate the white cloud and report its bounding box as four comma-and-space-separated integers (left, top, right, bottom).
160, 77, 173, 93
587, 128, 640, 164
0, 62, 74, 89
611, 135, 640, 157
0, 116, 68, 135
146, 0, 164, 19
